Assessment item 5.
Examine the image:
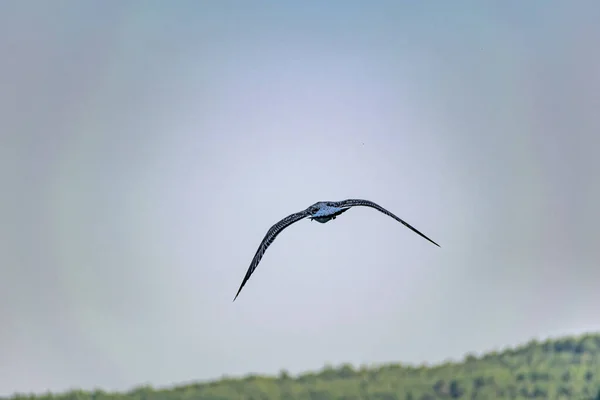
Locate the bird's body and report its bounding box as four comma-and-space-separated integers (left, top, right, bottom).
233, 199, 439, 301
308, 202, 350, 223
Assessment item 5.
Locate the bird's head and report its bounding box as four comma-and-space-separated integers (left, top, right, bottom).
307, 201, 328, 217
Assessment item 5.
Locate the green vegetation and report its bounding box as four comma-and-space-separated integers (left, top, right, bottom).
5, 333, 600, 400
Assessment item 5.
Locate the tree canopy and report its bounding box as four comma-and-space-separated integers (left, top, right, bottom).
5, 332, 600, 400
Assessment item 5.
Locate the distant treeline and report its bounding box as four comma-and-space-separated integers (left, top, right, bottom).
5, 333, 600, 400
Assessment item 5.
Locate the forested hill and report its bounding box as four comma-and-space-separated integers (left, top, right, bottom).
6, 333, 600, 400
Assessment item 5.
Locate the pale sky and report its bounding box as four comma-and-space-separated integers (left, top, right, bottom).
1, 0, 599, 396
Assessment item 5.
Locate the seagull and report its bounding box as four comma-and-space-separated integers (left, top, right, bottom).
233, 199, 439, 301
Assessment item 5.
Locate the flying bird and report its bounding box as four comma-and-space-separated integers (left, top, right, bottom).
233, 199, 439, 301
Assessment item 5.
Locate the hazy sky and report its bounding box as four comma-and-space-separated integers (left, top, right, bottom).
1, 0, 599, 396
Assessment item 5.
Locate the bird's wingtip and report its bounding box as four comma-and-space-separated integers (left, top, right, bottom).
233, 289, 242, 302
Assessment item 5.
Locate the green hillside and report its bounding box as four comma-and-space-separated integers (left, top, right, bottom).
6, 333, 600, 400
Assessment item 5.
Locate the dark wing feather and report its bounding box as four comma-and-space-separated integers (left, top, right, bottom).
338, 199, 440, 247
233, 210, 309, 301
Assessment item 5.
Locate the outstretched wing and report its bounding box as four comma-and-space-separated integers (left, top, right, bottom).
337, 199, 440, 247
233, 210, 309, 301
